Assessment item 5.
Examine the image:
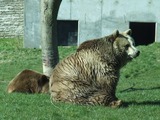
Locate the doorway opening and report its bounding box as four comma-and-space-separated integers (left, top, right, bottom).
129, 22, 155, 46
57, 20, 78, 46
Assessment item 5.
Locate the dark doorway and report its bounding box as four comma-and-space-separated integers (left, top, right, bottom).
57, 20, 78, 46
129, 22, 155, 46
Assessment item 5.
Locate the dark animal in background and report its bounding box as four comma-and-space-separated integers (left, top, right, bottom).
7, 69, 49, 94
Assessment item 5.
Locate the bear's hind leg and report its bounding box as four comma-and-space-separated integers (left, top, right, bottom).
109, 100, 123, 108
87, 91, 122, 107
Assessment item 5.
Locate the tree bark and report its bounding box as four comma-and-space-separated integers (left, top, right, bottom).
41, 0, 62, 76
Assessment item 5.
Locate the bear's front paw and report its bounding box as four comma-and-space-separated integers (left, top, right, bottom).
109, 100, 122, 108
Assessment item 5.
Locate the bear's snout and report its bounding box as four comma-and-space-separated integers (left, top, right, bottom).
132, 50, 140, 58
128, 49, 140, 59
136, 50, 140, 57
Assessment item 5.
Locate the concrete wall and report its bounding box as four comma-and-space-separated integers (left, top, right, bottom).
101, 0, 160, 42
24, 0, 41, 48
58, 0, 103, 44
0, 0, 24, 38
58, 0, 160, 43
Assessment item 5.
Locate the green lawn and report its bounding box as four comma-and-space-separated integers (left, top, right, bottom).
0, 38, 160, 120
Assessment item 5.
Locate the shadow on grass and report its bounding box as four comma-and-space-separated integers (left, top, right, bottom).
119, 86, 160, 107
120, 86, 160, 93
122, 100, 160, 108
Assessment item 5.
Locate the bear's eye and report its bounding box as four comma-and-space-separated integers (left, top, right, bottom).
125, 44, 130, 49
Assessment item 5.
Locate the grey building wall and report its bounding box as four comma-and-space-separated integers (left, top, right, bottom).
101, 0, 160, 42
58, 0, 160, 44
24, 0, 160, 48
0, 0, 24, 38
24, 0, 41, 48
58, 0, 103, 44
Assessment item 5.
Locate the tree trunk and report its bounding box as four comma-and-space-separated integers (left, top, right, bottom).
41, 0, 62, 76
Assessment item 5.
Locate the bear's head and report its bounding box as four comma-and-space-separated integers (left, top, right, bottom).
111, 29, 140, 67
77, 29, 140, 68
38, 75, 49, 93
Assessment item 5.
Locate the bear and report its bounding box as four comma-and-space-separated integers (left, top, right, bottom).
49, 29, 140, 107
7, 69, 49, 94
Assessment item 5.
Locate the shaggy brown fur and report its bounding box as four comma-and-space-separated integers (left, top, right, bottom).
50, 30, 139, 107
7, 69, 49, 93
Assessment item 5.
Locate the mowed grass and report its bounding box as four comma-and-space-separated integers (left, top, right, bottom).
0, 38, 160, 120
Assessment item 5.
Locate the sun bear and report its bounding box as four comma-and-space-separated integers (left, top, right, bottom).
49, 29, 140, 107
7, 69, 49, 94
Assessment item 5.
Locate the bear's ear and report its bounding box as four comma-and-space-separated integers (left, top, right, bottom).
124, 29, 132, 35
38, 75, 49, 86
109, 30, 119, 42
113, 30, 119, 38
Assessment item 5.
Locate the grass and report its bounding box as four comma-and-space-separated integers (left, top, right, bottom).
0, 38, 160, 120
